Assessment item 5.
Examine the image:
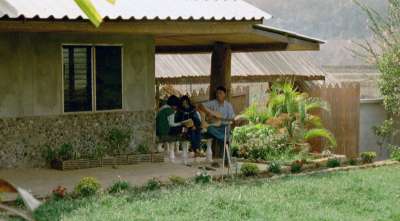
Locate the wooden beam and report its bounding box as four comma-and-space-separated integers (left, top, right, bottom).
156, 43, 288, 53
210, 43, 232, 101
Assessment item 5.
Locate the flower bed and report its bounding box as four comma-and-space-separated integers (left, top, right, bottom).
51, 153, 164, 170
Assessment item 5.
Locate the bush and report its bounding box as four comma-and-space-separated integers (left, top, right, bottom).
240, 163, 260, 177
169, 176, 187, 186
15, 196, 25, 208
58, 143, 74, 161
108, 180, 130, 194
136, 143, 150, 154
232, 124, 292, 162
290, 161, 303, 173
348, 158, 358, 166
74, 177, 101, 197
326, 158, 341, 168
194, 171, 212, 184
105, 128, 132, 155
360, 152, 377, 164
145, 178, 161, 191
389, 146, 400, 162
268, 162, 281, 174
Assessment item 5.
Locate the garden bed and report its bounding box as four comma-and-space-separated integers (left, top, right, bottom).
51, 153, 164, 170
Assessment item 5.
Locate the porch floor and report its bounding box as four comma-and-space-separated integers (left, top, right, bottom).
0, 156, 233, 201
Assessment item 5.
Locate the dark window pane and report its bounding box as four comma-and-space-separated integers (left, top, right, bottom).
63, 46, 92, 112
95, 46, 122, 110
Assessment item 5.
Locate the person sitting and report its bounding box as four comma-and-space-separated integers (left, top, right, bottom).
156, 95, 185, 141
199, 86, 236, 144
176, 95, 203, 157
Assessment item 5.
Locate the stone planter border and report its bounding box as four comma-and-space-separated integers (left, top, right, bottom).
51, 153, 164, 170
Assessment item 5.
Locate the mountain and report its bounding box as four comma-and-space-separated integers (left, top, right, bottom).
245, 0, 388, 66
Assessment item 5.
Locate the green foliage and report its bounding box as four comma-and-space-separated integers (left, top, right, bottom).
105, 128, 132, 156
42, 143, 76, 163
194, 171, 212, 184
373, 118, 396, 148
58, 143, 74, 161
15, 195, 25, 209
169, 176, 187, 186
268, 162, 282, 174
239, 82, 336, 153
356, 1, 400, 154
32, 166, 400, 221
42, 145, 57, 164
327, 158, 341, 168
360, 152, 377, 164
242, 103, 269, 124
240, 163, 260, 177
108, 180, 130, 194
232, 124, 292, 161
304, 129, 337, 148
348, 158, 358, 166
74, 177, 101, 197
290, 161, 303, 173
145, 178, 161, 191
136, 143, 150, 154
389, 145, 400, 161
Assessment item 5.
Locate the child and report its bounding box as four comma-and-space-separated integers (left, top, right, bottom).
156, 95, 184, 140
176, 96, 203, 157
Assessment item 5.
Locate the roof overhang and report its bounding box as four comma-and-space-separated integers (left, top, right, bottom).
0, 19, 324, 53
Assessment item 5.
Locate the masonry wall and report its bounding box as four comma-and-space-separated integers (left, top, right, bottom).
0, 32, 156, 168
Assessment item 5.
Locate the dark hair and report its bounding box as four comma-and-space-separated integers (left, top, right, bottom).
167, 95, 180, 107
180, 95, 195, 110
216, 86, 227, 94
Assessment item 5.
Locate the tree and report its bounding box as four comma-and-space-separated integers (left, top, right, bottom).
354, 0, 400, 152
74, 0, 116, 27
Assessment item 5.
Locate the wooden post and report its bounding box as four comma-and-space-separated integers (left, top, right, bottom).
210, 43, 232, 101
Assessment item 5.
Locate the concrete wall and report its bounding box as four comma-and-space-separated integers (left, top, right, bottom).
0, 32, 155, 117
0, 32, 156, 168
359, 99, 389, 160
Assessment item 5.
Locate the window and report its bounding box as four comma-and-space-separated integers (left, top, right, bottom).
63, 45, 122, 112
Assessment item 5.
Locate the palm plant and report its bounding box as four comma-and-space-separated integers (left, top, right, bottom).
264, 82, 336, 149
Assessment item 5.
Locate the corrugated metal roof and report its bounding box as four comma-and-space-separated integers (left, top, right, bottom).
156, 52, 325, 83
0, 0, 271, 21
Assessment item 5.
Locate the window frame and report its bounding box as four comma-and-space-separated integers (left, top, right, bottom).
61, 43, 124, 114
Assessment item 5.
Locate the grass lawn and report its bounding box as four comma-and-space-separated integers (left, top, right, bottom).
26, 165, 400, 221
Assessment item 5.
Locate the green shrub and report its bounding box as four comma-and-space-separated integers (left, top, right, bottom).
169, 176, 187, 186
42, 145, 57, 164
240, 163, 260, 177
105, 128, 132, 155
232, 124, 292, 162
326, 158, 341, 168
136, 143, 150, 154
389, 146, 400, 162
145, 178, 161, 191
348, 158, 358, 166
58, 143, 74, 161
15, 195, 25, 208
268, 162, 281, 174
194, 171, 212, 184
360, 152, 377, 164
74, 177, 101, 197
290, 161, 303, 173
108, 180, 130, 194
230, 144, 240, 158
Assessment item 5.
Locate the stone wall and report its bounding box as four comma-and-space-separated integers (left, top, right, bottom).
0, 111, 155, 168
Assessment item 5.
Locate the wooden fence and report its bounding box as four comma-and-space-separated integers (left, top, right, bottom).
306, 83, 361, 158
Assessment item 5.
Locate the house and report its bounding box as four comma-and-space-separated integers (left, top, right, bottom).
0, 0, 323, 168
